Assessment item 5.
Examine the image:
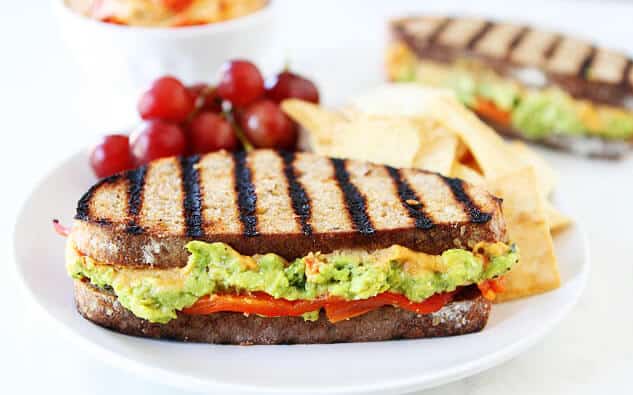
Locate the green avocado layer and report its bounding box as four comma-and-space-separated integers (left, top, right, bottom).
67, 240, 519, 324
395, 57, 633, 140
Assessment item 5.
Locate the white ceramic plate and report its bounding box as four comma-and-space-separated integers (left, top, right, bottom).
14, 150, 589, 395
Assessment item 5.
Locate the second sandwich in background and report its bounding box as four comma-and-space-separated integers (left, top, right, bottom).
388, 16, 633, 159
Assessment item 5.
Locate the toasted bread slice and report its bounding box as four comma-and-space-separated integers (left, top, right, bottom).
71, 149, 506, 267
74, 280, 491, 344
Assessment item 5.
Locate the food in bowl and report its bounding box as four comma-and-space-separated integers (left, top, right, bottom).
64, 0, 267, 27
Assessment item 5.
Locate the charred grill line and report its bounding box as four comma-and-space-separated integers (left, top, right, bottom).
544, 35, 563, 60
392, 21, 408, 45
330, 158, 375, 235
75, 174, 122, 221
467, 21, 493, 50
180, 155, 204, 238
125, 166, 147, 235
385, 166, 434, 230
279, 151, 313, 236
621, 59, 632, 87
233, 151, 258, 237
394, 18, 452, 55
75, 189, 95, 221
505, 27, 529, 59
441, 176, 492, 223
578, 47, 596, 79
427, 17, 452, 45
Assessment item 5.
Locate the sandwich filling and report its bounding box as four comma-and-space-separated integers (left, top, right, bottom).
387, 42, 633, 141
67, 239, 518, 324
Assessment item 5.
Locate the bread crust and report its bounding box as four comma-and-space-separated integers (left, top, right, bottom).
73, 280, 491, 344
72, 212, 506, 268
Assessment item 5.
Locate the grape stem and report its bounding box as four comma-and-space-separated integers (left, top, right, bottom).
185, 85, 213, 124
223, 104, 253, 151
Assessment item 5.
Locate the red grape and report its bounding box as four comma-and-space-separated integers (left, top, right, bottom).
188, 83, 222, 113
188, 112, 239, 153
90, 135, 134, 178
131, 120, 187, 165
138, 76, 195, 122
239, 100, 297, 149
216, 60, 264, 106
266, 71, 319, 104
186, 83, 207, 99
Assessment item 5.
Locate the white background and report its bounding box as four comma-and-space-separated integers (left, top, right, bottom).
1, 1, 632, 394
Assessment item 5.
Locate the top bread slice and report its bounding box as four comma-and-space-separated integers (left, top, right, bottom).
71, 149, 506, 268
390, 15, 633, 107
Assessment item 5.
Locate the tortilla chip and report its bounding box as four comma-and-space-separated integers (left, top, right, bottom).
488, 167, 560, 302
412, 127, 458, 175
348, 83, 454, 118
281, 99, 343, 152
327, 115, 422, 168
450, 162, 486, 186
508, 141, 558, 197
544, 201, 573, 233
352, 84, 518, 178
425, 96, 520, 180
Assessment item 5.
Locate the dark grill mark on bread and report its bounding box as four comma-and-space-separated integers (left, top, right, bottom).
386, 166, 434, 230
331, 158, 375, 235
621, 60, 632, 88
280, 151, 312, 236
621, 60, 632, 87
578, 47, 596, 79
233, 151, 258, 237
75, 174, 122, 221
543, 35, 562, 60
125, 166, 147, 235
467, 21, 493, 50
504, 26, 529, 59
180, 155, 204, 238
75, 188, 95, 221
427, 17, 452, 45
441, 176, 492, 223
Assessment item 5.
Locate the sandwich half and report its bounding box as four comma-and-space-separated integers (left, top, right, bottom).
66, 149, 518, 344
388, 16, 633, 158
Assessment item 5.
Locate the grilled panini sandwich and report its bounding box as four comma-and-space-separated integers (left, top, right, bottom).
66, 149, 519, 344
388, 16, 633, 158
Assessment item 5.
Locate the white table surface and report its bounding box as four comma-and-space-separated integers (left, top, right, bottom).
1, 1, 631, 394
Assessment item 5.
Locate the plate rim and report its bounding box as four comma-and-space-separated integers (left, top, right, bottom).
12, 149, 591, 394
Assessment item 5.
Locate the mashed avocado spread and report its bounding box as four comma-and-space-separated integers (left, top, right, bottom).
67, 240, 519, 324
391, 51, 633, 140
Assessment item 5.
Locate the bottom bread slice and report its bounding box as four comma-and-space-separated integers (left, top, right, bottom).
73, 280, 491, 344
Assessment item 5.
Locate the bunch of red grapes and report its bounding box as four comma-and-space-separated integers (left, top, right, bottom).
90, 60, 319, 178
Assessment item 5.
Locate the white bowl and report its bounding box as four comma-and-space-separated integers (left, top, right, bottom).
52, 0, 279, 132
